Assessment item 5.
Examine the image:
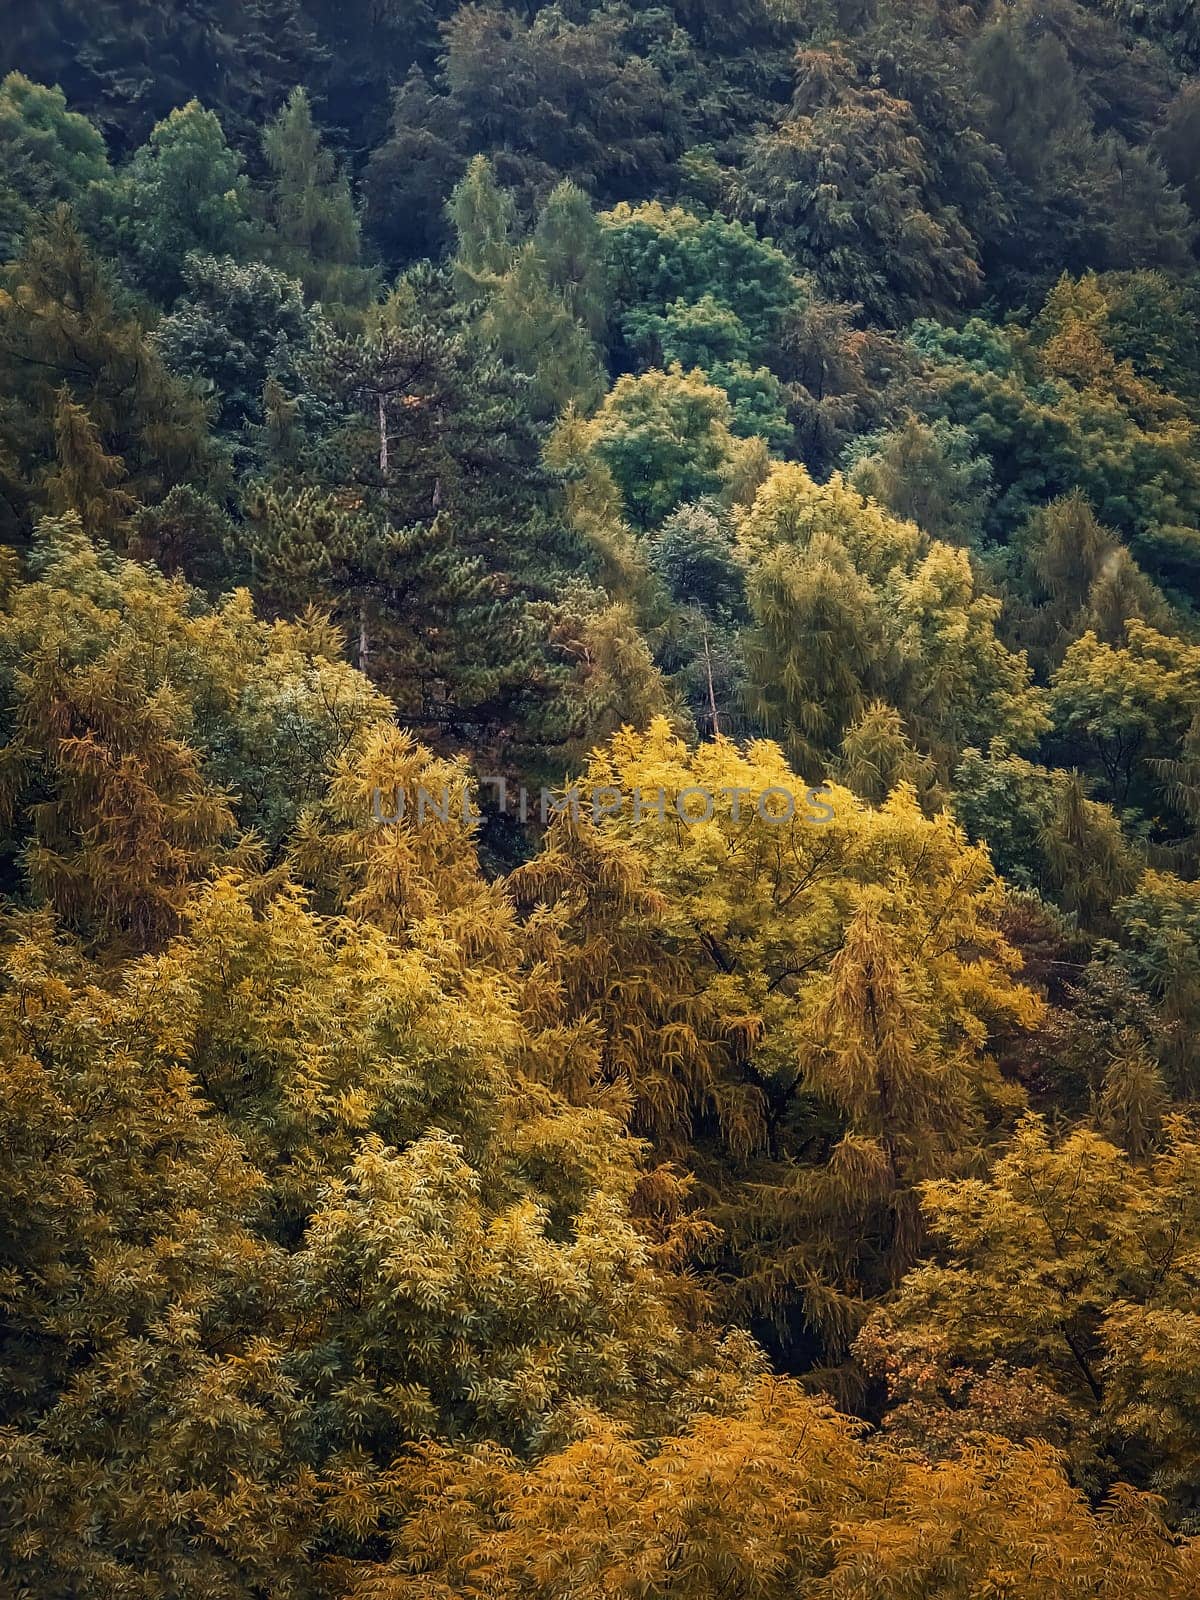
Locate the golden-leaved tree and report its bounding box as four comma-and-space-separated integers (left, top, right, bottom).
350, 1380, 1200, 1599
0, 865, 751, 1597
858, 1114, 1200, 1527
510, 719, 1039, 1362
0, 518, 394, 953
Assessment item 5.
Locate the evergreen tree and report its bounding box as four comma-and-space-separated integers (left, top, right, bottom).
109, 99, 253, 303
0, 208, 215, 540
730, 45, 983, 321
834, 700, 938, 807
41, 386, 135, 538
260, 86, 373, 312
0, 71, 112, 258
0, 0, 320, 152
533, 178, 609, 341
154, 251, 320, 464
845, 414, 993, 549
448, 152, 518, 292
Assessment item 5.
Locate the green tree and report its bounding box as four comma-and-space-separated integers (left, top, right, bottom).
737, 464, 1045, 771
601, 201, 800, 362
579, 366, 748, 529
950, 743, 1140, 928
532, 178, 609, 341
730, 46, 983, 321
260, 85, 373, 312
448, 152, 519, 292
834, 700, 938, 808
447, 161, 607, 419
155, 252, 320, 458
1050, 621, 1200, 819
0, 0, 319, 153
0, 207, 215, 540
1159, 80, 1200, 224
0, 71, 111, 258
110, 99, 252, 302
845, 415, 993, 549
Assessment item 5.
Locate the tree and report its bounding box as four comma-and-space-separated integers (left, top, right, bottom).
445, 161, 607, 419
110, 99, 252, 302
0, 846, 741, 1596
579, 366, 747, 529
845, 414, 993, 549
1112, 872, 1200, 1095
479, 244, 607, 419
601, 201, 800, 362
0, 518, 398, 931
834, 701, 937, 808
776, 294, 905, 476
650, 295, 792, 447
362, 68, 466, 267
860, 1114, 1200, 1525
736, 463, 1045, 772
1050, 621, 1200, 822
0, 207, 215, 541
0, 518, 239, 953
121, 482, 237, 590
511, 721, 1037, 1360
241, 485, 562, 759
742, 533, 883, 768
376, 1379, 1200, 1598
441, 4, 685, 204
532, 179, 609, 341
0, 71, 111, 258
911, 284, 1200, 598
950, 743, 1140, 929
260, 85, 373, 312
154, 252, 320, 459
41, 385, 135, 538
969, 0, 1192, 296
0, 0, 319, 153
448, 152, 518, 292
1090, 0, 1200, 73
1159, 79, 1200, 224
730, 46, 983, 322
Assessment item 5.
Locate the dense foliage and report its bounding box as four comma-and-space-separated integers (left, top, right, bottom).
2, 1, 1200, 1592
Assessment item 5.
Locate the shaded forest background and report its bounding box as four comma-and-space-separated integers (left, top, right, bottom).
2, 1, 1200, 1594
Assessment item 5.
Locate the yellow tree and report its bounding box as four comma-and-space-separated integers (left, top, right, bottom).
511, 719, 1038, 1358
361, 1378, 1199, 1599
860, 1114, 1200, 1525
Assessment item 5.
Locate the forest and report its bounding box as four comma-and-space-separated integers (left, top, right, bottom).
1, 0, 1200, 1594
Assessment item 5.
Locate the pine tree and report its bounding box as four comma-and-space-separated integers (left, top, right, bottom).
532, 179, 609, 341
448, 153, 518, 294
